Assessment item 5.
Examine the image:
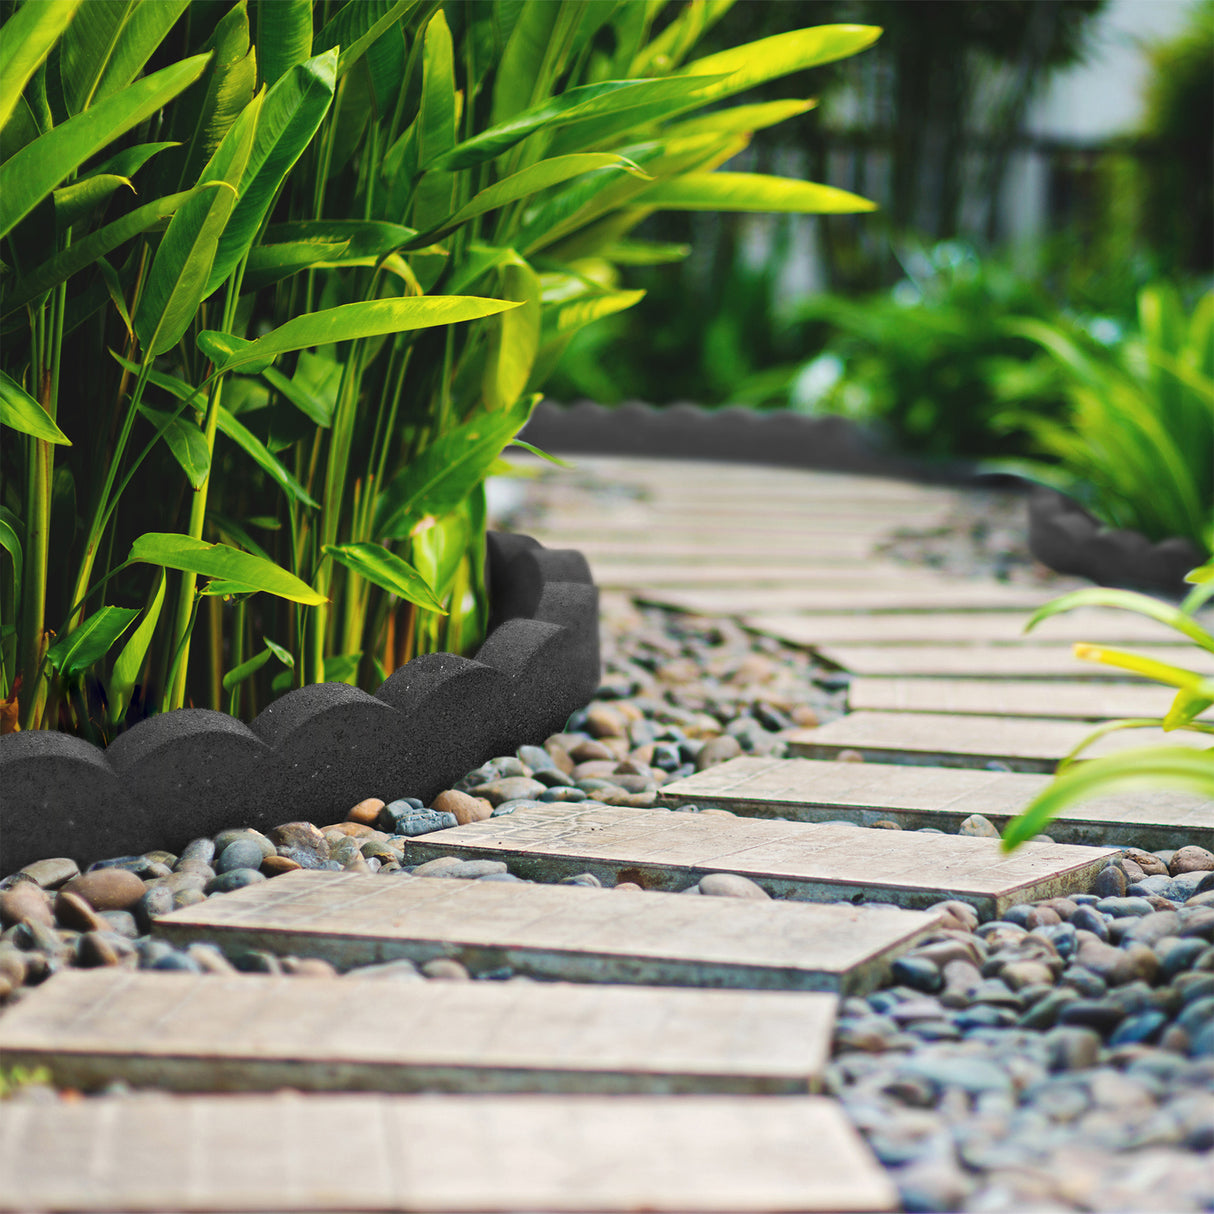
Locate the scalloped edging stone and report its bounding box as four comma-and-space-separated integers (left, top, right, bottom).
0, 533, 599, 875
520, 400, 978, 483
1027, 488, 1204, 597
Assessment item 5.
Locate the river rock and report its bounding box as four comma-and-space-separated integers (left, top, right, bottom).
18, 857, 79, 889
431, 789, 493, 825
697, 872, 770, 899
0, 882, 54, 928
61, 868, 146, 912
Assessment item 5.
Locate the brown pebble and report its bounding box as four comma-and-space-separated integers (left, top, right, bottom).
261, 855, 302, 876
76, 931, 123, 967
694, 735, 742, 771
1025, 906, 1062, 929
18, 857, 80, 889
570, 739, 616, 763
346, 797, 385, 826
698, 872, 770, 900
571, 759, 620, 780
1001, 960, 1056, 990
542, 740, 575, 773
421, 958, 470, 981
790, 705, 820, 728
837, 749, 865, 763
0, 882, 55, 928
432, 789, 493, 826
585, 704, 628, 738
1122, 848, 1169, 876
282, 956, 339, 978
1170, 845, 1214, 875
614, 882, 644, 892
872, 820, 902, 830
0, 946, 29, 987
54, 890, 107, 932
268, 821, 328, 852
927, 900, 980, 933
321, 821, 379, 839
61, 869, 146, 912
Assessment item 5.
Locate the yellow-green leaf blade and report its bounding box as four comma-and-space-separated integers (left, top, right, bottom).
128, 533, 325, 605
639, 171, 875, 214
1025, 586, 1214, 654
0, 371, 71, 444
322, 543, 446, 614
46, 605, 139, 679
0, 0, 83, 131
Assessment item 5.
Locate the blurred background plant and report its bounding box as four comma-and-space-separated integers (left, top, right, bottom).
0, 0, 880, 738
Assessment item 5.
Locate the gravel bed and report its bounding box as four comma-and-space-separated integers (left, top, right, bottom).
2, 473, 1211, 1212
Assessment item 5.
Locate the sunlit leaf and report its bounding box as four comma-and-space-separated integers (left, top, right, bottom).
323, 542, 447, 613
483, 254, 541, 411
0, 0, 82, 131
1026, 587, 1214, 655
639, 171, 875, 214
127, 533, 326, 604
108, 567, 166, 722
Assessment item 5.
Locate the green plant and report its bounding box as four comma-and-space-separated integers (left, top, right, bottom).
0, 1064, 53, 1098
780, 242, 1066, 458
1004, 282, 1214, 553
1001, 566, 1214, 851
0, 1, 880, 737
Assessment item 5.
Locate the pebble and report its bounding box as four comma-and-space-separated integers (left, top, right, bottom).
18, 857, 79, 889
60, 868, 146, 912
431, 789, 493, 825
0, 882, 55, 928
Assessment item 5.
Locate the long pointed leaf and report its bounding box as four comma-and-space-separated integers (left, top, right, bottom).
314, 0, 418, 78
137, 405, 210, 488
322, 543, 446, 614
639, 171, 875, 213
1025, 587, 1214, 655
1070, 643, 1206, 689
0, 0, 82, 131
0, 54, 210, 239
107, 566, 166, 721
0, 371, 71, 444
205, 49, 338, 295
134, 93, 260, 356
253, 0, 312, 87
46, 605, 139, 679
1, 185, 215, 317
215, 405, 319, 507
199, 295, 521, 376
127, 533, 326, 604
1002, 747, 1214, 851
483, 254, 541, 411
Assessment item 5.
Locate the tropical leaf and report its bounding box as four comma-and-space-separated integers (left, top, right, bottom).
107, 566, 166, 721
483, 254, 541, 411
59, 0, 189, 114
639, 171, 875, 214
45, 605, 139, 679
205, 49, 338, 295
137, 405, 210, 488
665, 98, 816, 139
253, 0, 312, 87
0, 508, 22, 589
411, 8, 457, 231
0, 0, 82, 132
314, 0, 418, 78
199, 296, 521, 376
374, 393, 537, 537
0, 371, 71, 444
127, 533, 326, 604
1, 186, 215, 318
134, 94, 260, 356
1070, 643, 1205, 689
53, 173, 135, 230
90, 139, 179, 179
490, 0, 563, 124
221, 644, 273, 690
1001, 746, 1214, 851
1025, 587, 1214, 654
0, 54, 210, 240
322, 542, 447, 613
215, 405, 319, 507
410, 153, 649, 246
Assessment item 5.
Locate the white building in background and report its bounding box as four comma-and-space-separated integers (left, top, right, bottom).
1003, 0, 1198, 247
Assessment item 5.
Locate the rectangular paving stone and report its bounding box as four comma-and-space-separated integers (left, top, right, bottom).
0, 1091, 897, 1213
747, 608, 1195, 646
398, 804, 1114, 915
154, 869, 940, 994
586, 562, 950, 588
789, 710, 1213, 773
534, 534, 877, 559
644, 584, 1055, 615
0, 968, 837, 1096
657, 757, 1214, 850
848, 676, 1204, 720
816, 643, 1211, 679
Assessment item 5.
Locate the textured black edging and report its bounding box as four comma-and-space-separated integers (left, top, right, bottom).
0, 533, 599, 875
1028, 488, 1205, 599
520, 400, 982, 485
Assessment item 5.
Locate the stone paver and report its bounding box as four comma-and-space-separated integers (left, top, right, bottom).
584, 562, 947, 588
658, 756, 1214, 849
748, 608, 1194, 646
848, 676, 1201, 720
154, 869, 941, 994
788, 710, 1212, 773
399, 803, 1114, 915
0, 1092, 898, 1212
0, 968, 838, 1095
539, 535, 876, 560
643, 584, 1055, 615
815, 643, 1209, 679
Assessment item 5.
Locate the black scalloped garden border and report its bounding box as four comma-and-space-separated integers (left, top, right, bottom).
520, 400, 979, 484
1027, 488, 1204, 599
0, 533, 599, 875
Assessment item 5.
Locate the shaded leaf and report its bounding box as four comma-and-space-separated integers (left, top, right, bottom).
0, 371, 71, 444
46, 605, 139, 679
314, 0, 418, 78
253, 0, 312, 87
215, 405, 319, 507
107, 566, 165, 722
137, 405, 210, 488
54, 173, 135, 230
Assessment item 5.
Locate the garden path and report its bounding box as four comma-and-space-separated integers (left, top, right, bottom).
3, 455, 1210, 1213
